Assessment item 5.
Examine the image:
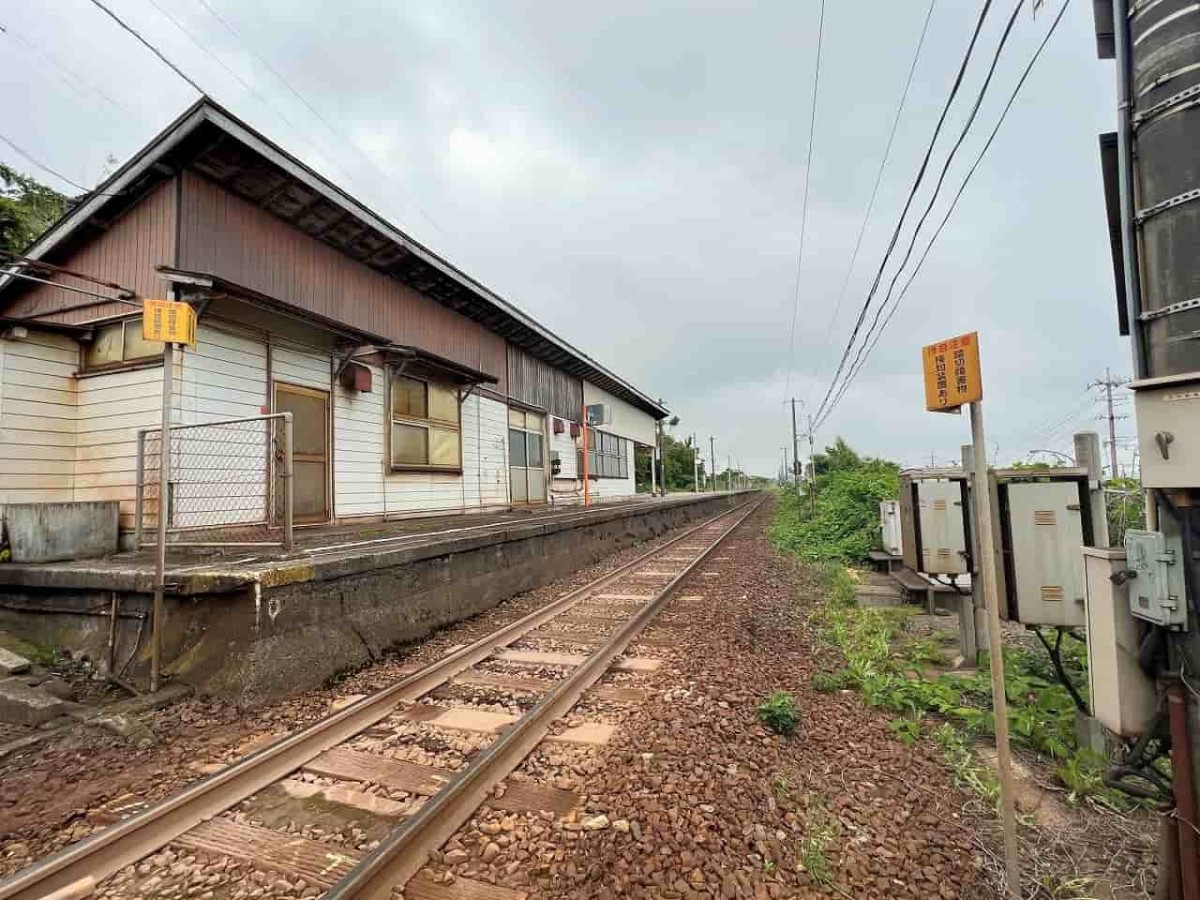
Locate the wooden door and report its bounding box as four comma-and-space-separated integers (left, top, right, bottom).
274, 382, 331, 523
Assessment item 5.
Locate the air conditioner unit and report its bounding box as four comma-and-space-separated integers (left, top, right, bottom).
585, 403, 611, 427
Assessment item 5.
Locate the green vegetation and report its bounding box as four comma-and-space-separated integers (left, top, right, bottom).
798, 796, 839, 886
757, 690, 800, 736
1106, 475, 1144, 545
770, 438, 898, 564
767, 439, 1134, 809
0, 164, 69, 255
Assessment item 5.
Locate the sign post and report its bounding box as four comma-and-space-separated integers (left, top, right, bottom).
922, 332, 1020, 898
144, 299, 196, 693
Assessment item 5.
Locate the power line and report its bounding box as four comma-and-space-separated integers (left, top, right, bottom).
0, 22, 136, 118
780, 0, 826, 402
813, 0, 1069, 430
0, 131, 121, 196
808, 0, 997, 427
807, 0, 937, 400
188, 0, 446, 239
829, 0, 1027, 405
85, 0, 205, 95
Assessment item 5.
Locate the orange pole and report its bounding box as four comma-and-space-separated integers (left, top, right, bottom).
581, 403, 590, 507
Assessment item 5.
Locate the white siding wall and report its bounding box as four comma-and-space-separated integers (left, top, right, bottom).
549, 423, 583, 505
333, 361, 386, 519
178, 325, 267, 425
583, 381, 656, 446
76, 364, 166, 530
273, 343, 332, 392
0, 333, 77, 506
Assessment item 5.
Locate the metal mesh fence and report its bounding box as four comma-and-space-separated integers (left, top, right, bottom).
136, 413, 293, 548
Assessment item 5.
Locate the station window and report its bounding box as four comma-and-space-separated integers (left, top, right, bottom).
390, 373, 462, 471
582, 430, 629, 479
82, 317, 163, 370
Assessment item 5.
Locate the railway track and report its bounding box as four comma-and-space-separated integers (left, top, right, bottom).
1, 495, 762, 900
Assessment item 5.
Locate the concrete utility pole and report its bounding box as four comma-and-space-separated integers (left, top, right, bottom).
807, 414, 817, 514
727, 455, 732, 492
1089, 368, 1128, 479
709, 436, 716, 492
789, 398, 802, 497
691, 433, 700, 493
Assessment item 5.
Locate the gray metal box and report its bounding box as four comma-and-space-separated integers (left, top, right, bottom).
879, 500, 903, 557
1005, 481, 1087, 627
916, 481, 968, 575
1133, 377, 1200, 488
1124, 529, 1188, 629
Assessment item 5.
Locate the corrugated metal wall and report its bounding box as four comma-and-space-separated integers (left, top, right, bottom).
507, 345, 582, 421
4, 178, 178, 324
178, 172, 508, 394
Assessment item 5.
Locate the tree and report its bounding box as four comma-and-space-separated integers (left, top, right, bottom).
0, 164, 69, 256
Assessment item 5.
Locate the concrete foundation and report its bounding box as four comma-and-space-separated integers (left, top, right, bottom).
0, 493, 744, 704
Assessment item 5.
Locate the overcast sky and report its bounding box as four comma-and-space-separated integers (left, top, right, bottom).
0, 0, 1137, 476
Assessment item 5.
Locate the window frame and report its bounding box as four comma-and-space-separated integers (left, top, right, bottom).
80, 316, 165, 374
582, 429, 630, 480
507, 407, 548, 504
388, 371, 464, 474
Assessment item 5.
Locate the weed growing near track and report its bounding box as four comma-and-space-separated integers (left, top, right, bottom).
758, 690, 800, 736
804, 563, 1135, 810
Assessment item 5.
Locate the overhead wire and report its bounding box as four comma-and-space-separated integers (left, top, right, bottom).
780, 0, 827, 403
0, 131, 122, 196
85, 0, 205, 95
189, 0, 447, 240
806, 0, 937, 400
814, 0, 1070, 430
826, 0, 1027, 412
0, 22, 137, 118
808, 0, 997, 427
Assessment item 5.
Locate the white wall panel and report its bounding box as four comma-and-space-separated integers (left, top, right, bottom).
583, 381, 656, 446
333, 361, 386, 518
0, 333, 76, 506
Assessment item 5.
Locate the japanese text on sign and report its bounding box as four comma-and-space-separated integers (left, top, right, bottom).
922, 331, 982, 412
142, 299, 197, 348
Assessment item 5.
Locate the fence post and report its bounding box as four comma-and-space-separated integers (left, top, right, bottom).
134, 430, 145, 548
283, 412, 295, 553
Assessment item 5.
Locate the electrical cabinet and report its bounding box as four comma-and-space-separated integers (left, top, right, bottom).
1004, 481, 1087, 627
1124, 529, 1188, 629
1132, 376, 1200, 488
1083, 548, 1158, 736
879, 500, 903, 557
916, 480, 969, 575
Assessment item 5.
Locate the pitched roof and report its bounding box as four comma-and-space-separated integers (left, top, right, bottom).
0, 98, 667, 419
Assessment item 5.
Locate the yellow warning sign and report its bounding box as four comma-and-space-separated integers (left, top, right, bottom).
142, 299, 197, 348
922, 331, 982, 412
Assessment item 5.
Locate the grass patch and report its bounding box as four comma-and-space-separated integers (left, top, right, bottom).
758, 690, 800, 736
798, 796, 839, 886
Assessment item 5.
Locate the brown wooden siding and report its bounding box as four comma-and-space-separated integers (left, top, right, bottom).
178, 171, 507, 394
507, 345, 582, 421
5, 178, 178, 324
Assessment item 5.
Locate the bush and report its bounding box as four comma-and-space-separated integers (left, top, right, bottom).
758, 690, 800, 735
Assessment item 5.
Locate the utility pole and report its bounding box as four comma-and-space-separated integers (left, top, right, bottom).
1088, 368, 1128, 479
709, 436, 716, 493
789, 399, 802, 497
691, 433, 700, 493
727, 454, 732, 492
807, 415, 817, 514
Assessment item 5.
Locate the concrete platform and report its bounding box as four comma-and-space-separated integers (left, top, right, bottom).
0, 492, 747, 703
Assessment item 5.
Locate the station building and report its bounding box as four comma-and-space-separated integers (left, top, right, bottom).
0, 99, 667, 543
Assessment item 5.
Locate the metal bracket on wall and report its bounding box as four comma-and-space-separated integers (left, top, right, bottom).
1136, 186, 1200, 223
1138, 296, 1200, 321
1133, 81, 1200, 127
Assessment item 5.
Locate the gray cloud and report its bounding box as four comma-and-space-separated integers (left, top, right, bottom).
0, 0, 1135, 475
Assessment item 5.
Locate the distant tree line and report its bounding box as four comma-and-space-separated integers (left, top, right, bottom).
0, 164, 69, 256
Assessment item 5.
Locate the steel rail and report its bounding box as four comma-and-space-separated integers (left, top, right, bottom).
324, 494, 765, 900
0, 498, 755, 900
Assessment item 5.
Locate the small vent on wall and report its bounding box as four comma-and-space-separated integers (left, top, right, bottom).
933, 499, 947, 511
1034, 510, 1057, 526
1041, 585, 1064, 602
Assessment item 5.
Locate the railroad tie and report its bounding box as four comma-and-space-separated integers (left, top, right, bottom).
173, 818, 361, 887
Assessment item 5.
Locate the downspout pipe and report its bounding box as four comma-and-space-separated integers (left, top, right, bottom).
1112, 0, 1147, 379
